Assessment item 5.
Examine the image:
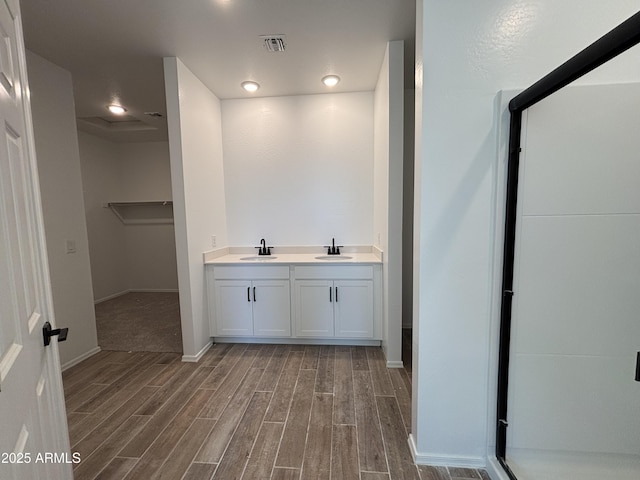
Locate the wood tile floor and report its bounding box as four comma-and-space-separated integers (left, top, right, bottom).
63, 343, 490, 480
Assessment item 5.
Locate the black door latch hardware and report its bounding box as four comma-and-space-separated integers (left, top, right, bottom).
43, 321, 69, 346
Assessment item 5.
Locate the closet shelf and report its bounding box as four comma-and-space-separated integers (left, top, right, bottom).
106, 201, 174, 225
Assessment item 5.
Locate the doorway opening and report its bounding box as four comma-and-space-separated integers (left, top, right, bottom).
79, 137, 182, 355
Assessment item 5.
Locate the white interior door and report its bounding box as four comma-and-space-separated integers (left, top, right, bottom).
0, 1, 72, 478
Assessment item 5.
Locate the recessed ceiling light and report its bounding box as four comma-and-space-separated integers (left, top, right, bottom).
241, 81, 260, 93
107, 104, 127, 115
322, 75, 340, 87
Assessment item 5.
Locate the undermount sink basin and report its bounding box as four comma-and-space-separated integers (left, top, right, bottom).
239, 255, 278, 261
314, 255, 353, 261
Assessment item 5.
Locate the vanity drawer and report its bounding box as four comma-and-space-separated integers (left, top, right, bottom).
213, 265, 290, 280
294, 265, 373, 280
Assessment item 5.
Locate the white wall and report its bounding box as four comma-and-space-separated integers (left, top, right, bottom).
124, 225, 178, 291
118, 142, 177, 292
78, 135, 177, 300
78, 132, 128, 301
412, 0, 640, 471
373, 41, 405, 365
119, 142, 173, 201
221, 93, 373, 247
27, 51, 99, 367
164, 57, 228, 360
373, 48, 389, 273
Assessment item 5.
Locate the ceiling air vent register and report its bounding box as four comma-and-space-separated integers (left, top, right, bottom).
260, 35, 286, 52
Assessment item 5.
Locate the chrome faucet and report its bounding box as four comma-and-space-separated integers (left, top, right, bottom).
324, 237, 343, 255
256, 238, 272, 256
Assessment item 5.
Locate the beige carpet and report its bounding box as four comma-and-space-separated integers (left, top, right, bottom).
95, 292, 183, 353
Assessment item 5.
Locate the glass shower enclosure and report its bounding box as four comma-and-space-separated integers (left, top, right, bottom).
495, 12, 640, 480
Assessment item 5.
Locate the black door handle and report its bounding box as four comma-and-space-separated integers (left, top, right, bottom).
43, 321, 68, 346
329, 286, 332, 302
636, 352, 640, 382
335, 286, 338, 302
253, 286, 256, 302
247, 287, 251, 302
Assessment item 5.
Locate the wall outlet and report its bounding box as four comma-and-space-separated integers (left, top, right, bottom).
211, 235, 217, 248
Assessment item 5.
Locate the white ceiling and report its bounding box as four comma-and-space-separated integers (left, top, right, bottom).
21, 0, 416, 142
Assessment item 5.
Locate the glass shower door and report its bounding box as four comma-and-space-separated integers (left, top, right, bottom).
502, 82, 640, 480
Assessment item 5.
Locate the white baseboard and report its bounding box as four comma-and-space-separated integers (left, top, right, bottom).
182, 341, 212, 363
129, 288, 179, 293
212, 337, 381, 347
94, 289, 179, 304
408, 434, 486, 469
386, 360, 404, 368
61, 346, 101, 371
94, 290, 130, 304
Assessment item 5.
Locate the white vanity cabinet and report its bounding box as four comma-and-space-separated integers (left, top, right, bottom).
206, 259, 382, 343
293, 265, 378, 339
208, 266, 291, 337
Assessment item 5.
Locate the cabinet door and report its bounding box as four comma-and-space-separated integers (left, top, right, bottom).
252, 280, 291, 337
334, 280, 374, 338
295, 280, 334, 337
215, 280, 253, 336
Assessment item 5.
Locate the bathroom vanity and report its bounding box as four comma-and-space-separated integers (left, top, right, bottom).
204, 248, 383, 345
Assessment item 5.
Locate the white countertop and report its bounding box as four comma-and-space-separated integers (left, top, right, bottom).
204, 246, 382, 265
